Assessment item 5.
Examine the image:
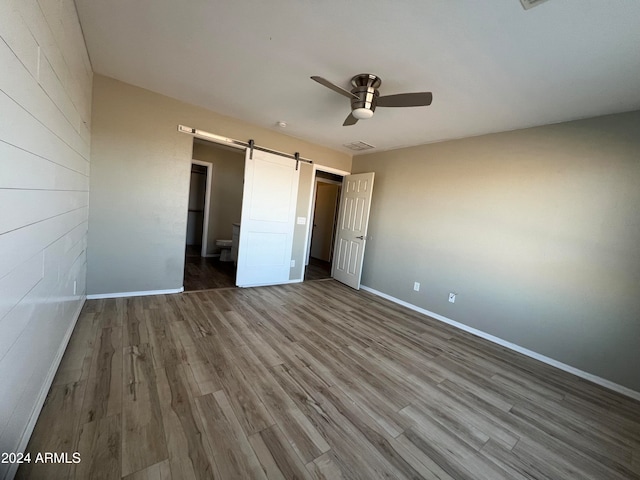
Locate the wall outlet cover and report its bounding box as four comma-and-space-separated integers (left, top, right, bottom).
290, 260, 295, 267
413, 282, 420, 291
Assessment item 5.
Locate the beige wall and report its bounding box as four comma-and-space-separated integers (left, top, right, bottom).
88, 75, 351, 294
352, 110, 640, 392
192, 141, 244, 253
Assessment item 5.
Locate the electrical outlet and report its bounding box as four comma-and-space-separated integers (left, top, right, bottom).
290, 259, 295, 268
448, 292, 456, 303
413, 282, 420, 292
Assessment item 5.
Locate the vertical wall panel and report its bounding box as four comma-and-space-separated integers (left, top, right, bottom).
0, 1, 92, 478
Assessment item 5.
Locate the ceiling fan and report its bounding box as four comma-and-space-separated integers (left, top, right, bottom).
311, 73, 433, 126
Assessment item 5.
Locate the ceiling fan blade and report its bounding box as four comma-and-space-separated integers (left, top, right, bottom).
377, 92, 433, 107
343, 113, 358, 126
311, 76, 359, 100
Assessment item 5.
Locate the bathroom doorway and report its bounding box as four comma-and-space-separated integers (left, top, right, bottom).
305, 169, 344, 281
183, 139, 245, 291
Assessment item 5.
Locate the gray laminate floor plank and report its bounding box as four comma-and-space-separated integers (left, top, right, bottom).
19, 280, 640, 479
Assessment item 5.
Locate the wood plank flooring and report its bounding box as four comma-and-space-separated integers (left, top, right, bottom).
304, 258, 332, 282
18, 280, 640, 479
183, 247, 236, 291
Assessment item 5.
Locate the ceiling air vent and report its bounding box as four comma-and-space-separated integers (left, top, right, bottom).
520, 0, 549, 10
343, 141, 375, 151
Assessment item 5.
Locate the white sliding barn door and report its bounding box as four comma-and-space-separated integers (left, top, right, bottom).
332, 172, 375, 289
236, 148, 300, 287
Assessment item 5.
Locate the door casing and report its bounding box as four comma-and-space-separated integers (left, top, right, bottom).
302, 165, 350, 270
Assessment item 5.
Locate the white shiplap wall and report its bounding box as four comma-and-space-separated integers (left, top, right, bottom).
0, 0, 92, 477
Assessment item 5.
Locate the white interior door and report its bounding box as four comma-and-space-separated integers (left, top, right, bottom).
332, 172, 375, 289
236, 148, 300, 287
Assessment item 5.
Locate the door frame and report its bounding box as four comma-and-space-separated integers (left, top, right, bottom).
191, 159, 213, 257
306, 177, 342, 264
302, 164, 350, 278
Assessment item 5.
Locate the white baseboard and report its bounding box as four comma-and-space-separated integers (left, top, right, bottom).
360, 285, 640, 402
87, 287, 184, 300
8, 296, 87, 480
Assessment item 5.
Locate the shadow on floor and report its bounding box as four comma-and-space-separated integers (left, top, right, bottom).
185, 248, 332, 290
184, 245, 236, 291
304, 257, 332, 281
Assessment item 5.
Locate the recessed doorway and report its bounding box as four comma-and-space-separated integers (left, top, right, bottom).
183, 139, 245, 291
304, 169, 344, 281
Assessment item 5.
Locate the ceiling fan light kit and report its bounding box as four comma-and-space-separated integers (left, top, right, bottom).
352, 108, 374, 120
311, 73, 433, 126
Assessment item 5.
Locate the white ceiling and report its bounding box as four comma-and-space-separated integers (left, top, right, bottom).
74, 0, 640, 155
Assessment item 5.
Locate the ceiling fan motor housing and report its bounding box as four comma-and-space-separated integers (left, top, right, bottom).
350, 74, 381, 118
309, 73, 433, 125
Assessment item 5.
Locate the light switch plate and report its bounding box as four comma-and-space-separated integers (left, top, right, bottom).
296, 217, 306, 225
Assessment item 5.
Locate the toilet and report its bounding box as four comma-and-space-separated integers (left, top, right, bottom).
215, 239, 233, 262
